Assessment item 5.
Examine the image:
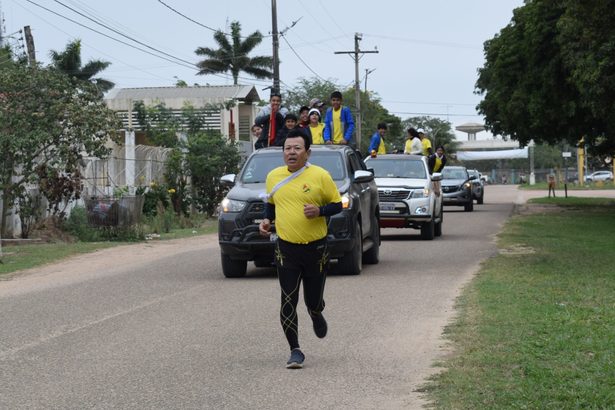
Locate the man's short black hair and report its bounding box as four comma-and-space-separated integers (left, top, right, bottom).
330, 91, 343, 100
286, 128, 310, 150
377, 122, 387, 130
270, 92, 282, 99
299, 105, 309, 113
285, 113, 298, 121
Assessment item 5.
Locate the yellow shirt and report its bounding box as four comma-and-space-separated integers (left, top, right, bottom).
332, 108, 344, 144
266, 165, 342, 244
309, 123, 325, 144
377, 137, 386, 154
434, 156, 443, 172
421, 137, 432, 156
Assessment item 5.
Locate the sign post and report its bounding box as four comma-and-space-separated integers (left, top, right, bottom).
562, 151, 572, 198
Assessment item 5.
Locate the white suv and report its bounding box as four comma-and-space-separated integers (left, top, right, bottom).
364, 154, 443, 240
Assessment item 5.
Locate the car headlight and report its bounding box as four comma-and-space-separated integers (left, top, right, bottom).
463, 182, 471, 189
411, 187, 430, 198
220, 197, 247, 213
341, 193, 351, 209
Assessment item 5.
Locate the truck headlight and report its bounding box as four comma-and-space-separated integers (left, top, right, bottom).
221, 198, 247, 213
341, 193, 351, 209
463, 182, 471, 189
412, 187, 430, 198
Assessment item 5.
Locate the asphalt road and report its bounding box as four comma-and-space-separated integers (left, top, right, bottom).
1, 186, 612, 409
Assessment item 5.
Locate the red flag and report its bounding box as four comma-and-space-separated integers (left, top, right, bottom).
268, 109, 276, 146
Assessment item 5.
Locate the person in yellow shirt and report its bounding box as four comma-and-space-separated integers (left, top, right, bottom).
306, 108, 325, 144
418, 128, 432, 156
323, 91, 355, 146
259, 129, 342, 369
368, 122, 388, 156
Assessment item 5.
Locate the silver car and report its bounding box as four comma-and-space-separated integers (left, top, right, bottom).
364, 154, 443, 240
441, 166, 475, 212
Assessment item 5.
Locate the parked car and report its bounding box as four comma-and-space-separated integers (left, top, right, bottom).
585, 170, 613, 183
480, 173, 490, 184
441, 166, 475, 212
467, 169, 484, 204
218, 145, 380, 278
364, 154, 443, 239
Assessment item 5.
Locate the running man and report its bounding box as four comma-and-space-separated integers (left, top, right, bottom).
259, 129, 342, 369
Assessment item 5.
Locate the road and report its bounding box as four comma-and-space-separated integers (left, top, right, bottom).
1, 186, 613, 409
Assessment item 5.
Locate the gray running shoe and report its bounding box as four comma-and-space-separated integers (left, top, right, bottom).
286, 348, 305, 369
312, 313, 328, 338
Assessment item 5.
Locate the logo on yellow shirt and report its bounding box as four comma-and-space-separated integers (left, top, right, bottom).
302, 183, 311, 193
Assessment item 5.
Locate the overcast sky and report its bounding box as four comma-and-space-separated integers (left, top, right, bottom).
2, 0, 523, 140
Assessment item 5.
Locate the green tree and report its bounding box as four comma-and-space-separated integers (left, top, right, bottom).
187, 130, 241, 216
283, 77, 339, 111
0, 64, 119, 236
49, 39, 115, 92
195, 21, 273, 85
476, 0, 615, 157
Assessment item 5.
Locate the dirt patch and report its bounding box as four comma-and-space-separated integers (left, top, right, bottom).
513, 203, 564, 216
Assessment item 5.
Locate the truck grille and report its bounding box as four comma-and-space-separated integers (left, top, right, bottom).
378, 189, 410, 201
442, 185, 460, 193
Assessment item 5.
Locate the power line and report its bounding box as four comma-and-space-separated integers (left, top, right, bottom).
280, 34, 326, 82
157, 0, 272, 39
23, 0, 197, 71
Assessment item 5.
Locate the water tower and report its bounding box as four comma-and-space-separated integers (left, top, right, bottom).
456, 122, 485, 141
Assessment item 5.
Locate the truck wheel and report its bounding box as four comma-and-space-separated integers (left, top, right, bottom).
362, 215, 380, 264
477, 193, 484, 205
464, 201, 474, 212
434, 203, 443, 237
338, 221, 362, 275
221, 254, 247, 278
421, 220, 435, 240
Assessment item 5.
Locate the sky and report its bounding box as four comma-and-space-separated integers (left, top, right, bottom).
1, 0, 524, 140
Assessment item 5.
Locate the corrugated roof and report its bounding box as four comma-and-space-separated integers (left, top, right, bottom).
105, 85, 261, 110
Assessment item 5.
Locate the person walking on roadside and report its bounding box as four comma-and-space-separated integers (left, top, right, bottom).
368, 123, 388, 157
306, 108, 325, 145
259, 129, 342, 369
404, 127, 422, 155
254, 92, 288, 149
323, 91, 355, 146
418, 128, 433, 156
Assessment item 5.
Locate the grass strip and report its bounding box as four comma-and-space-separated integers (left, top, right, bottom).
424, 198, 615, 409
0, 222, 217, 277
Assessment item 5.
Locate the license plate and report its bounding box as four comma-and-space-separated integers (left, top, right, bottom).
380, 202, 396, 211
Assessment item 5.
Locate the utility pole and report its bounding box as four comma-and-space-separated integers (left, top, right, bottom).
335, 33, 378, 148
271, 0, 280, 95
24, 25, 35, 66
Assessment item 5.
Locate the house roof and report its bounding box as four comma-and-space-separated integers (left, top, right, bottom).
104, 85, 261, 111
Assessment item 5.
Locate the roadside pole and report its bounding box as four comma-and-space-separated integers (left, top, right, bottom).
562, 151, 571, 198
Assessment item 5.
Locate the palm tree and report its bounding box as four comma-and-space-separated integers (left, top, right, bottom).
49, 39, 114, 92
195, 21, 273, 84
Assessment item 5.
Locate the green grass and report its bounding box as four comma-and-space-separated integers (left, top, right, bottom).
519, 181, 615, 190
528, 196, 615, 207
424, 200, 615, 408
0, 219, 218, 277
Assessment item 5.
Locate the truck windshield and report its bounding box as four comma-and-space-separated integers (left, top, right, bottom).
240, 151, 346, 183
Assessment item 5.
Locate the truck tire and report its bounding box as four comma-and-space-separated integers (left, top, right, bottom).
221, 254, 247, 278
464, 201, 474, 212
338, 221, 362, 275
421, 220, 435, 240
362, 214, 380, 264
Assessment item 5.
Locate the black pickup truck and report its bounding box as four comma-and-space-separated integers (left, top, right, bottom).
218, 145, 380, 277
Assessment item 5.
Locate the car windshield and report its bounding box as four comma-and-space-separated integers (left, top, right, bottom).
442, 168, 468, 180
240, 151, 346, 183
366, 158, 426, 179
468, 170, 479, 178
